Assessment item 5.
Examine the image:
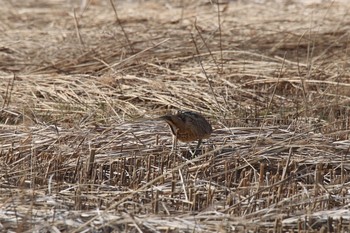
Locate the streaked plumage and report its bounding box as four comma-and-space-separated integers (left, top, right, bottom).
159, 111, 212, 150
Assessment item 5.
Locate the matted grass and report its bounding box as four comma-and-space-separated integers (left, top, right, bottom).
1, 0, 350, 232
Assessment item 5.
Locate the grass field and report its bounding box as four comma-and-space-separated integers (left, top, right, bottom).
1, 0, 350, 232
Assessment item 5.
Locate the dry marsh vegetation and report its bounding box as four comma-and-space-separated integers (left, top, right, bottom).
1, 0, 350, 232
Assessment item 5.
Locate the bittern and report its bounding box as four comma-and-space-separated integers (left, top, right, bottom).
159, 111, 213, 151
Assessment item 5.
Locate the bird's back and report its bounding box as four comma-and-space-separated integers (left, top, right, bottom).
159, 111, 212, 142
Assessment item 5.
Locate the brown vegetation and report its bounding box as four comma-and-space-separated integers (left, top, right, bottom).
1, 0, 350, 232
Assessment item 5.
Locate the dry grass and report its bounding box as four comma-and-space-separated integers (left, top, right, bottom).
1, 0, 350, 232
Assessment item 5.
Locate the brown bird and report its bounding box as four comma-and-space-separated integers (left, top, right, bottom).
159, 111, 213, 151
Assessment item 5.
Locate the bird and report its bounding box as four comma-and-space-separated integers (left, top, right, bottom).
158, 111, 213, 152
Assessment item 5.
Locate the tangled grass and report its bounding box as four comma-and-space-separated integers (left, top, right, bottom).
1, 0, 350, 232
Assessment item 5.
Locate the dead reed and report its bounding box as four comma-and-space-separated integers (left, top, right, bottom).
1, 0, 350, 232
